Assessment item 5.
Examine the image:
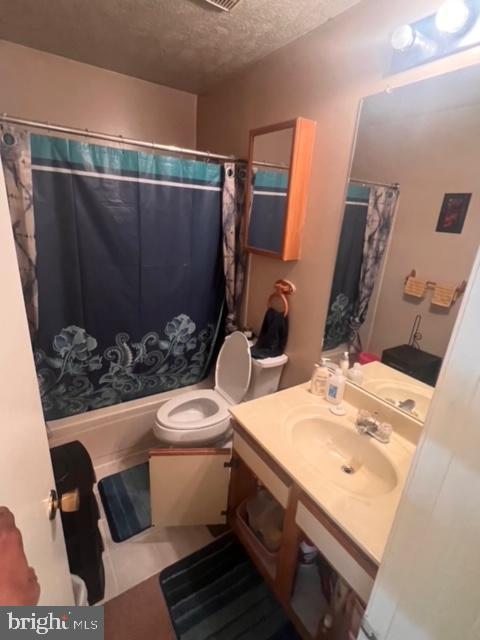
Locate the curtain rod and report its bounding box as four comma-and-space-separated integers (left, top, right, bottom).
0, 113, 289, 170
350, 177, 399, 190
0, 113, 239, 161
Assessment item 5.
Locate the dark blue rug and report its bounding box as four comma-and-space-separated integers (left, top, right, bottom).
159, 532, 300, 640
98, 462, 151, 543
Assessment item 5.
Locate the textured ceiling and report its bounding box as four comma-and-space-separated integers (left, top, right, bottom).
0, 0, 362, 94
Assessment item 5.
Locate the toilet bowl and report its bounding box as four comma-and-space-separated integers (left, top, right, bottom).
153, 332, 288, 446
154, 389, 232, 445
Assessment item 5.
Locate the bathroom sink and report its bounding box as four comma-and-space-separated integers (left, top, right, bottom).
362, 378, 431, 420
286, 408, 398, 497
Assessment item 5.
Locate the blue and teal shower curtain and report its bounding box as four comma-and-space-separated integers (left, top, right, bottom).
2, 130, 229, 420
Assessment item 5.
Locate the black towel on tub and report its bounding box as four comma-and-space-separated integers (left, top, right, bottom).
251, 308, 289, 359
50, 441, 105, 604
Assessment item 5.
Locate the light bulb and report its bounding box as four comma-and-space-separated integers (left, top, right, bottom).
435, 0, 470, 34
391, 24, 417, 51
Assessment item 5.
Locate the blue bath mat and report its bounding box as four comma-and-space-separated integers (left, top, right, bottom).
159, 532, 300, 640
98, 463, 151, 543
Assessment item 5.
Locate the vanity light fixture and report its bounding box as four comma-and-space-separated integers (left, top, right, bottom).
389, 0, 480, 73
391, 24, 417, 51
435, 0, 471, 34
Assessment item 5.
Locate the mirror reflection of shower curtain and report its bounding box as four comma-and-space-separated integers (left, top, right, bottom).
324, 184, 398, 352
247, 169, 288, 254
323, 185, 369, 351
350, 186, 399, 350
2, 131, 232, 421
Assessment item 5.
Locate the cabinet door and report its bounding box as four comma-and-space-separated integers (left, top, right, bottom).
149, 448, 231, 527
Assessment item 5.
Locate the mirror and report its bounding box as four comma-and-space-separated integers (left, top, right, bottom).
323, 65, 480, 422
245, 118, 316, 261
247, 127, 292, 255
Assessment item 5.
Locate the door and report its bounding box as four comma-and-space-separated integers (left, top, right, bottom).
0, 171, 73, 605
149, 448, 231, 526
359, 247, 480, 640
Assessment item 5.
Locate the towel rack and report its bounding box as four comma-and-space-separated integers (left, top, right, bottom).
404, 269, 467, 306
267, 279, 296, 317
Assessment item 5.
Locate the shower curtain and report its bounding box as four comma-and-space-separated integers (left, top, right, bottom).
222, 162, 247, 333
1, 130, 244, 421
324, 184, 398, 352
0, 127, 38, 338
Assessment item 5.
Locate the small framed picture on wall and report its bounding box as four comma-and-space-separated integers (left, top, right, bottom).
436, 193, 471, 234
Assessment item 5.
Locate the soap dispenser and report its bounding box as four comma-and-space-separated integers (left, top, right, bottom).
326, 367, 346, 415
310, 358, 330, 397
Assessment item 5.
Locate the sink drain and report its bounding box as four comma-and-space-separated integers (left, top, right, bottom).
341, 465, 354, 475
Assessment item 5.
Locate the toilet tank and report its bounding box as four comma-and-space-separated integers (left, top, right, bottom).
244, 354, 288, 401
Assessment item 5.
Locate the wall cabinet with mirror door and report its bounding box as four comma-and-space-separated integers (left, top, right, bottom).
322, 64, 480, 425
245, 117, 316, 261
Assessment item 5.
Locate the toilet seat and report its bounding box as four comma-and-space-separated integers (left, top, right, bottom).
155, 389, 230, 431
153, 332, 251, 446
154, 389, 231, 446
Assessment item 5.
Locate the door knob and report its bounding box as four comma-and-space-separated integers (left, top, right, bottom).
48, 489, 58, 520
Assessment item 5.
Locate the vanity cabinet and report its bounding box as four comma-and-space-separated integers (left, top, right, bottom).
149, 448, 231, 526
227, 423, 378, 640
149, 420, 378, 639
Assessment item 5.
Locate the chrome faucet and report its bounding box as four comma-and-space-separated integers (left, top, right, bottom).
355, 409, 392, 444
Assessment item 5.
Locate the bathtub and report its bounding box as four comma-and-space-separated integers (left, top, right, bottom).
47, 377, 212, 467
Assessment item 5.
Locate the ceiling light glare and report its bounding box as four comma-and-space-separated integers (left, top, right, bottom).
391, 24, 417, 51
435, 0, 471, 34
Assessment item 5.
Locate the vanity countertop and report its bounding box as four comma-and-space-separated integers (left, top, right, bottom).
230, 383, 416, 566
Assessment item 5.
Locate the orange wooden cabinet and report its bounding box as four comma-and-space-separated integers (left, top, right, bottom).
244, 117, 316, 261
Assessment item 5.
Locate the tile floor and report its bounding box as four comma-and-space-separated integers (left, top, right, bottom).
94, 451, 213, 604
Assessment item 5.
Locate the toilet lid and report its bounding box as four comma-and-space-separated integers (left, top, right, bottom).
215, 331, 251, 404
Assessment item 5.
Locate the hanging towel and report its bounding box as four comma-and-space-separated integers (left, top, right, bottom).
50, 441, 105, 604
251, 308, 289, 359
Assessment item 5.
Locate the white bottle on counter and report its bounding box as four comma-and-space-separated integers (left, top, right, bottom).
347, 362, 364, 384
310, 358, 330, 397
340, 351, 350, 375
326, 367, 346, 415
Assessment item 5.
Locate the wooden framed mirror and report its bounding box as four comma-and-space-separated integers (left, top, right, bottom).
244, 117, 316, 261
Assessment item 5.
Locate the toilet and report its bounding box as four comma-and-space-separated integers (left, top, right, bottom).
153, 331, 288, 446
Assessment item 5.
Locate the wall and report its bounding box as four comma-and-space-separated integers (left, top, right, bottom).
361, 248, 480, 639
0, 41, 197, 147
197, 0, 480, 388
352, 87, 480, 359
